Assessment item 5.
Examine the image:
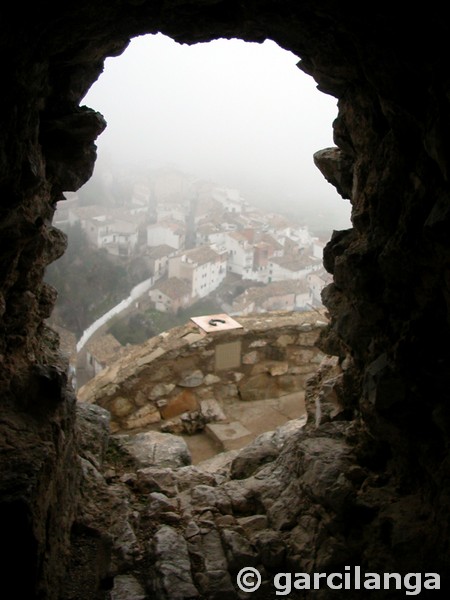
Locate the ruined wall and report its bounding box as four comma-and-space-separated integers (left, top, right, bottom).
1, 2, 450, 597
78, 311, 326, 432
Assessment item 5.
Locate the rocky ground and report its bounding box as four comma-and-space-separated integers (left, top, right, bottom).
141, 390, 307, 465
62, 355, 377, 600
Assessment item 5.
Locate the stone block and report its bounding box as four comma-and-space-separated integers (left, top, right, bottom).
237, 514, 268, 534
149, 382, 175, 400
123, 404, 161, 430
206, 421, 253, 451
111, 574, 146, 600
151, 525, 199, 598
160, 389, 199, 419
178, 369, 204, 388
249, 339, 267, 348
109, 396, 134, 418
242, 350, 259, 364
238, 373, 301, 402
120, 431, 191, 468
200, 399, 227, 422
220, 528, 258, 571
269, 361, 289, 376
204, 374, 221, 385
297, 330, 320, 346
275, 334, 296, 347
136, 347, 164, 366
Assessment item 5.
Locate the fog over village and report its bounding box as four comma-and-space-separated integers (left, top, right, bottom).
45, 34, 351, 387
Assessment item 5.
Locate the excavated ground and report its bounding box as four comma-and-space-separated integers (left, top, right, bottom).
179, 391, 306, 463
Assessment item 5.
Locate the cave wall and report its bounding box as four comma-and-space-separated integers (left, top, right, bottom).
1, 1, 450, 597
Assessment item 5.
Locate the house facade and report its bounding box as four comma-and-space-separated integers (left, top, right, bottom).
168, 246, 227, 299
268, 255, 322, 283
146, 244, 177, 281
84, 334, 124, 379
148, 277, 192, 313
231, 279, 311, 315
147, 220, 186, 250
224, 231, 254, 277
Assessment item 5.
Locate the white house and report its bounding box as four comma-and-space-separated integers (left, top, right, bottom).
68, 204, 106, 227
53, 195, 79, 227
213, 187, 245, 213
84, 215, 115, 248
148, 277, 192, 313
131, 181, 151, 208
155, 202, 187, 223
224, 230, 254, 277
282, 225, 314, 247
196, 223, 226, 247
82, 215, 139, 256
263, 213, 292, 236
105, 219, 139, 257
268, 255, 322, 283
147, 219, 186, 250
231, 279, 310, 315
192, 194, 222, 225
168, 245, 227, 299
146, 244, 177, 280
66, 204, 140, 256
84, 334, 124, 379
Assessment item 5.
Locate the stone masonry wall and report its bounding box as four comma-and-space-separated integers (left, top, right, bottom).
78, 311, 327, 433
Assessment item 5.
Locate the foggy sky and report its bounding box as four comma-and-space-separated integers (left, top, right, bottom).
82, 33, 351, 229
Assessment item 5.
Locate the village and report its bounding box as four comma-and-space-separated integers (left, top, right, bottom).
51, 166, 332, 386
55, 168, 331, 311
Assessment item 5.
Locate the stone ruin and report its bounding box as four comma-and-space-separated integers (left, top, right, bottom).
78, 311, 326, 437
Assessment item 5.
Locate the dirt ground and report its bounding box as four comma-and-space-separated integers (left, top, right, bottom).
183, 391, 306, 464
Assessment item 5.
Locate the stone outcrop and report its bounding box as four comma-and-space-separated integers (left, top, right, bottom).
2, 3, 450, 598
116, 431, 192, 469
61, 360, 423, 599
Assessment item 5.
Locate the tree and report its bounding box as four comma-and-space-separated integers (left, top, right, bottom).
45, 223, 132, 336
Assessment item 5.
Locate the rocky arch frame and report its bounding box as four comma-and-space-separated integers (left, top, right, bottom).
1, 3, 449, 597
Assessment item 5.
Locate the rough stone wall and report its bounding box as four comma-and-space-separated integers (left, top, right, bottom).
78, 311, 326, 432
1, 2, 450, 597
